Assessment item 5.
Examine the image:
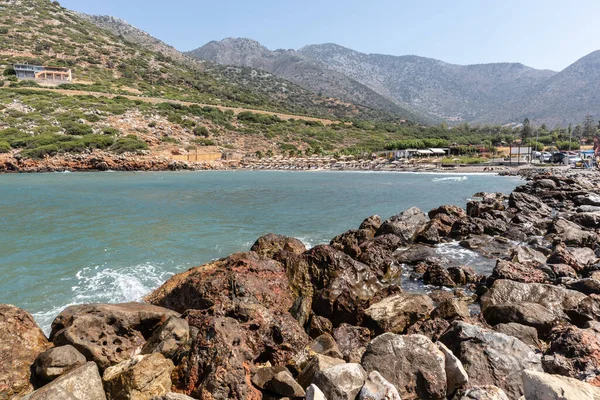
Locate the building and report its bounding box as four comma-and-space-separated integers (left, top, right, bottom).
13, 64, 72, 82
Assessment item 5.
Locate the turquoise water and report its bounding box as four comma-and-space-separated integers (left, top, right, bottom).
0, 171, 521, 332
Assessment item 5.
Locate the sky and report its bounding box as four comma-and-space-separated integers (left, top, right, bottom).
59, 0, 600, 71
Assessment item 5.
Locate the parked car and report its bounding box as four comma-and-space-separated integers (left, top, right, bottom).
551, 152, 567, 163
539, 152, 552, 163
567, 155, 582, 164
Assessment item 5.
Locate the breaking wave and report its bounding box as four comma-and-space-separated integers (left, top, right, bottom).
432, 176, 468, 182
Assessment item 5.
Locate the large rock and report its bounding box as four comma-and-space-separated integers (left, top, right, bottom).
423, 264, 456, 287
359, 215, 383, 234
151, 395, 195, 400
333, 324, 371, 363
522, 369, 600, 400
34, 345, 86, 383
549, 217, 598, 248
376, 207, 428, 243
103, 353, 174, 400
264, 370, 305, 398
361, 333, 447, 400
543, 325, 600, 381
330, 229, 372, 258
364, 293, 434, 334
49, 303, 179, 371
493, 323, 541, 349
437, 342, 468, 394
574, 193, 600, 207
296, 354, 345, 390
140, 316, 189, 359
358, 371, 401, 400
313, 363, 367, 400
250, 233, 306, 258
439, 321, 542, 399
290, 334, 344, 373
482, 302, 557, 337
481, 279, 587, 321
22, 362, 106, 400
509, 191, 552, 216
548, 244, 598, 271
407, 318, 451, 342
305, 384, 326, 400
571, 212, 600, 229
357, 235, 404, 279
0, 304, 51, 399
489, 259, 553, 284
394, 244, 440, 265
453, 385, 509, 400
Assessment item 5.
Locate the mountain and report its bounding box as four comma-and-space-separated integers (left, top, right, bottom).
189, 38, 431, 123
191, 39, 600, 125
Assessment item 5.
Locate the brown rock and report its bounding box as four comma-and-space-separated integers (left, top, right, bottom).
490, 259, 552, 284
49, 303, 179, 371
34, 345, 86, 383
359, 215, 382, 234
0, 304, 51, 399
308, 315, 332, 339
376, 207, 428, 244
543, 325, 600, 380
423, 264, 456, 287
431, 298, 471, 321
250, 234, 306, 259
494, 323, 541, 349
406, 318, 451, 342
332, 324, 371, 363
364, 293, 434, 334
296, 354, 345, 389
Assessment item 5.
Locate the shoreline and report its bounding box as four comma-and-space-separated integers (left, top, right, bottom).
2, 168, 600, 399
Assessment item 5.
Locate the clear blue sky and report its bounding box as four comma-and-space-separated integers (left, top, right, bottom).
60, 0, 600, 71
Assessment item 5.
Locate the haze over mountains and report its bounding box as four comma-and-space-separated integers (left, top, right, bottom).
189, 38, 600, 126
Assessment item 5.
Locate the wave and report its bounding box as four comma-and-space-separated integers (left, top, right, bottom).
33, 262, 176, 335
432, 176, 468, 182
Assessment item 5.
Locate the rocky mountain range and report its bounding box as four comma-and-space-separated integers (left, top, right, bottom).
190, 38, 600, 126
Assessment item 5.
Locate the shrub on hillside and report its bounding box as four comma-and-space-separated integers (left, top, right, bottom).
110, 136, 148, 154
0, 141, 11, 153
20, 144, 59, 159
63, 122, 93, 136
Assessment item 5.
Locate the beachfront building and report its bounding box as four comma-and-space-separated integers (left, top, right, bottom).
13, 64, 72, 82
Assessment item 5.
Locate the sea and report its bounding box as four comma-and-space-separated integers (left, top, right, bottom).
0, 170, 522, 333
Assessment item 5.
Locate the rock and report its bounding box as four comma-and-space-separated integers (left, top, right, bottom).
357, 236, 403, 279
481, 279, 587, 321
482, 302, 557, 337
548, 243, 598, 271
509, 246, 547, 266
448, 266, 479, 286
34, 345, 86, 383
360, 215, 382, 234
358, 371, 401, 400
250, 233, 307, 258
566, 278, 600, 295
458, 236, 514, 259
407, 318, 451, 342
489, 259, 553, 284
522, 369, 600, 400
49, 303, 179, 371
453, 385, 509, 400
151, 394, 195, 400
549, 217, 597, 248
437, 341, 469, 394
333, 324, 371, 363
376, 207, 428, 243
291, 334, 344, 371
265, 370, 305, 398
296, 354, 345, 389
305, 384, 326, 400
394, 244, 440, 265
423, 265, 456, 287
364, 293, 434, 334
330, 229, 373, 258
361, 333, 447, 400
439, 321, 542, 399
0, 304, 51, 399
429, 204, 467, 220
308, 315, 333, 339
103, 353, 174, 400
509, 191, 552, 216
543, 325, 600, 380
431, 298, 471, 321
550, 263, 578, 279
140, 316, 189, 359
252, 366, 289, 389
313, 363, 367, 400
493, 323, 541, 349
571, 212, 600, 229
22, 362, 106, 400
574, 193, 600, 207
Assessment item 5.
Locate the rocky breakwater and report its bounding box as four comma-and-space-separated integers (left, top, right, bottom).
0, 151, 219, 173
4, 170, 600, 399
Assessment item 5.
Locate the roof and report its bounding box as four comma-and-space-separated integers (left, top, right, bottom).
429, 148, 447, 154
417, 149, 433, 154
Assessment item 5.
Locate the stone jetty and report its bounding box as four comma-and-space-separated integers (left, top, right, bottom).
3, 169, 600, 399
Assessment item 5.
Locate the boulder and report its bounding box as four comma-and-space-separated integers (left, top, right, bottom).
359, 215, 383, 234
34, 345, 86, 383
291, 334, 344, 372
364, 293, 434, 334
566, 278, 600, 295
522, 369, 600, 400
423, 265, 456, 287
431, 298, 471, 321
437, 341, 468, 394
571, 212, 600, 229
361, 333, 447, 400
0, 304, 51, 399
308, 315, 333, 339
493, 323, 541, 349
428, 204, 467, 220
482, 302, 557, 337
481, 279, 587, 321
574, 193, 600, 207
439, 321, 542, 399
264, 370, 305, 398
151, 394, 195, 400
357, 236, 403, 279
22, 362, 106, 400
250, 233, 307, 258
333, 324, 371, 363
313, 363, 367, 400
548, 243, 598, 271
140, 316, 189, 359
394, 244, 440, 265
543, 325, 600, 380
103, 353, 174, 400
296, 354, 345, 390
407, 318, 451, 342
509, 246, 547, 266
305, 384, 326, 400
358, 371, 401, 400
549, 217, 597, 248
453, 385, 509, 400
489, 259, 553, 284
252, 366, 289, 389
509, 191, 552, 216
330, 229, 372, 258
448, 266, 479, 286
376, 207, 428, 243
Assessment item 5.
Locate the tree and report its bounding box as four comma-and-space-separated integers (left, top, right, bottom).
521, 118, 533, 140
583, 114, 596, 139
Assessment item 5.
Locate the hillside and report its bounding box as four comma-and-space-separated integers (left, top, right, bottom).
189, 38, 430, 123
